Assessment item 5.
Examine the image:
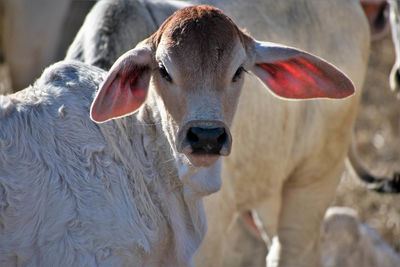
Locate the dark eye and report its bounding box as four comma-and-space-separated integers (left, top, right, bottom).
232, 66, 245, 82
158, 64, 172, 82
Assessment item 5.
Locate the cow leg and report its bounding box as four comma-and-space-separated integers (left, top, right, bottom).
267, 163, 344, 267
222, 211, 269, 267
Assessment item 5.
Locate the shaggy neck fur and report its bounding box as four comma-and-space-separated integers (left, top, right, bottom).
97, 89, 211, 265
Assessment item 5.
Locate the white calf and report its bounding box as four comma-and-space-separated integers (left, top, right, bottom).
0, 5, 354, 266
66, 1, 369, 266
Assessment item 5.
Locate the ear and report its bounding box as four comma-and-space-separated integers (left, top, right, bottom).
90, 46, 152, 123
250, 41, 355, 99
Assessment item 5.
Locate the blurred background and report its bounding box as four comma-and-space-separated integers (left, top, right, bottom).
1, 0, 400, 262
334, 30, 400, 252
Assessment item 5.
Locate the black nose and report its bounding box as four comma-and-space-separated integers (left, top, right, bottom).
186, 127, 228, 154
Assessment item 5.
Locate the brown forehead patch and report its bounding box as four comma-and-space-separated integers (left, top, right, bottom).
150, 5, 252, 67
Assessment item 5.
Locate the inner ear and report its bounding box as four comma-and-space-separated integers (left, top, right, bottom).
251, 41, 355, 100
120, 66, 150, 101
90, 46, 152, 123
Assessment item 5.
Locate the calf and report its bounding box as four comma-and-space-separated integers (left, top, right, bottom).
0, 5, 353, 266
65, 3, 359, 267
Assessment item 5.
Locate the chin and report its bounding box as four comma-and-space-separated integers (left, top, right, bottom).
186, 153, 221, 168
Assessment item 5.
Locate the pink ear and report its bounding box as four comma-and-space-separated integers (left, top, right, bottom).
252, 42, 355, 99
90, 47, 151, 123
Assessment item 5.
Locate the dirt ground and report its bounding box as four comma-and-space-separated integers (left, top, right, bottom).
333, 32, 400, 252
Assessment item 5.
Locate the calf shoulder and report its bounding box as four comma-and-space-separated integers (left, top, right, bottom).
0, 61, 168, 266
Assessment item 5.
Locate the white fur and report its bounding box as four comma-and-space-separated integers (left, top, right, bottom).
0, 61, 218, 266
65, 1, 371, 266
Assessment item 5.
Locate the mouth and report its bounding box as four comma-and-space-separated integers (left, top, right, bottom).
181, 142, 228, 167
185, 153, 221, 167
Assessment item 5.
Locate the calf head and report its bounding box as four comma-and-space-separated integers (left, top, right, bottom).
90, 5, 354, 170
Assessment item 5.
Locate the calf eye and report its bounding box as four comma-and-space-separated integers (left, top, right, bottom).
232, 66, 245, 82
158, 64, 172, 82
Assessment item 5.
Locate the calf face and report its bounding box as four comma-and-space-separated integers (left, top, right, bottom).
90, 5, 355, 168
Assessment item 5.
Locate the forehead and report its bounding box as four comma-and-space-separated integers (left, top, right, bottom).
153, 5, 249, 74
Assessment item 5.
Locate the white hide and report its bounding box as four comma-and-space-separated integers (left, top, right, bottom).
65, 1, 370, 266
0, 61, 218, 266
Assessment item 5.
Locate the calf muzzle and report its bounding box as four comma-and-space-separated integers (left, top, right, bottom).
186, 127, 228, 155
177, 120, 232, 159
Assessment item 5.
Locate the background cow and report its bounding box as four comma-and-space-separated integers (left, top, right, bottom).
0, 0, 96, 92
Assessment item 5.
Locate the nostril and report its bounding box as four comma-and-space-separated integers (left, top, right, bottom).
186, 127, 227, 154
217, 130, 227, 145
187, 128, 199, 143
